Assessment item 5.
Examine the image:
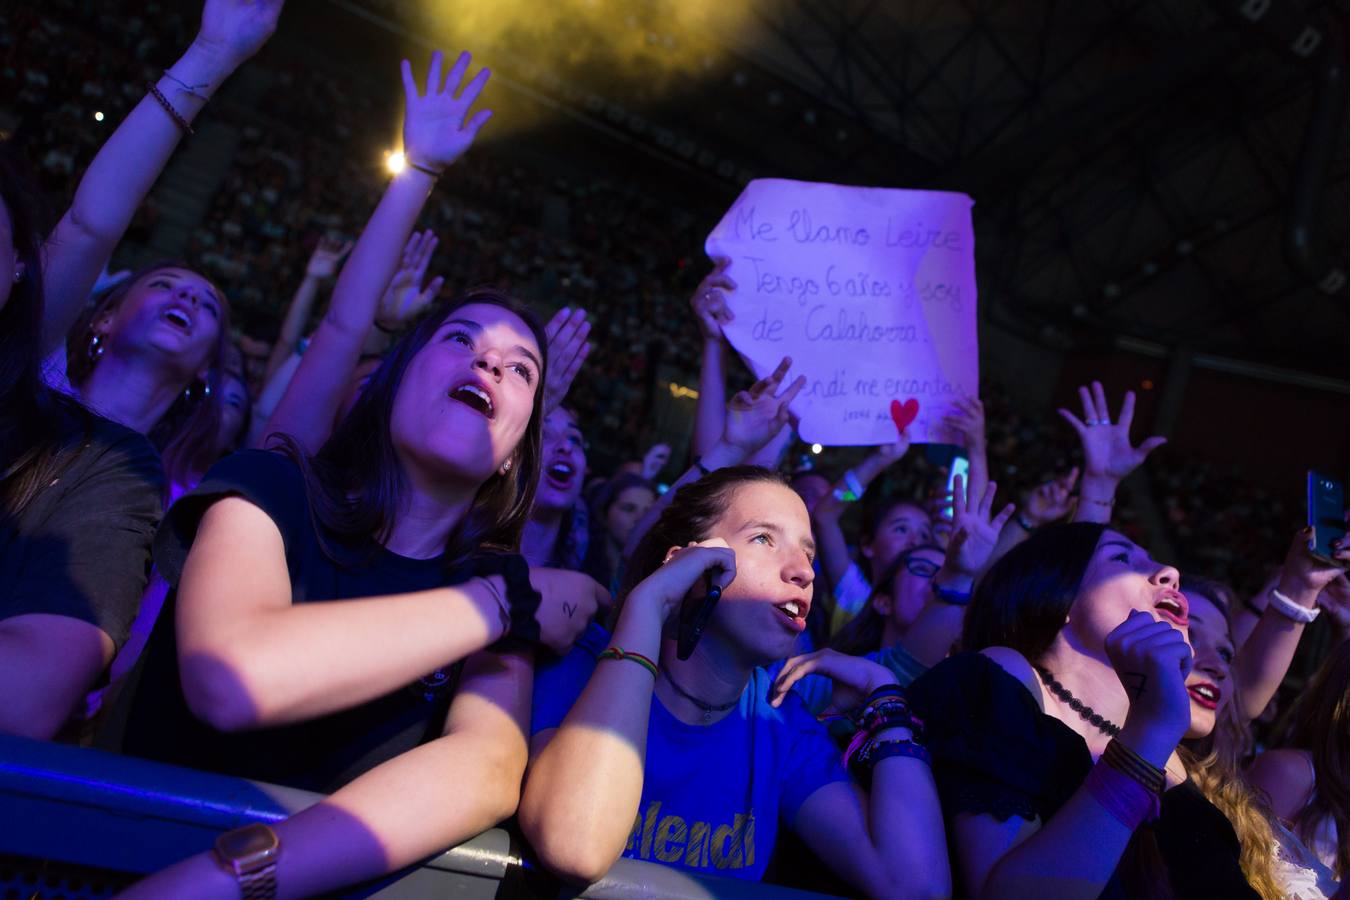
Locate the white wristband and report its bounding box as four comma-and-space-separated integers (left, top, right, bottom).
1268, 588, 1320, 624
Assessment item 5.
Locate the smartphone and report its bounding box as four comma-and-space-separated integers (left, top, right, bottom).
944, 454, 970, 520
1307, 470, 1346, 562
677, 583, 722, 661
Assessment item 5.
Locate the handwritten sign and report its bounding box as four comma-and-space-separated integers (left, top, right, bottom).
705, 178, 978, 446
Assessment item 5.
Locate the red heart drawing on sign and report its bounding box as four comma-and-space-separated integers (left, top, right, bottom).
890, 398, 920, 435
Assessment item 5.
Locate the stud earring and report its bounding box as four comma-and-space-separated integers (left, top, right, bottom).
183, 378, 212, 403
87, 333, 105, 362
12, 267, 22, 284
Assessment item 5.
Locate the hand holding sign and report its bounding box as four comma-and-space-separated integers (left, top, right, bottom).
706, 178, 979, 445
691, 257, 736, 343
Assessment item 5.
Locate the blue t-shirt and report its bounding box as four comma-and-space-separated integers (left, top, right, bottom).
531, 627, 850, 881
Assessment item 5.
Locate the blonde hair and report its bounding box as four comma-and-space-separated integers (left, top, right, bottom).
1182, 672, 1281, 899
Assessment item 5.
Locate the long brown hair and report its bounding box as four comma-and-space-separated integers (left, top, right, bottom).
272, 288, 548, 566
65, 261, 230, 486
1274, 640, 1350, 879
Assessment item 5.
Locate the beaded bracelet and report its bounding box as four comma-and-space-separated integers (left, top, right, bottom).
147, 83, 193, 136
598, 646, 658, 678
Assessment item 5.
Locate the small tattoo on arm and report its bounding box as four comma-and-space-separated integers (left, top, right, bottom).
563, 602, 577, 619
1123, 672, 1148, 701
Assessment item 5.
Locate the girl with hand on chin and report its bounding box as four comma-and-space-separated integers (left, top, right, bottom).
521, 467, 950, 898
115, 50, 607, 900
907, 522, 1260, 899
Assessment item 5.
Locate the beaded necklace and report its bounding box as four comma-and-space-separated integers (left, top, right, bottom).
1034, 665, 1122, 737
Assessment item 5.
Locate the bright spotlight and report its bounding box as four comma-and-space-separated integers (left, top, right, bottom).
93, 111, 104, 122
810, 443, 823, 455
385, 150, 406, 175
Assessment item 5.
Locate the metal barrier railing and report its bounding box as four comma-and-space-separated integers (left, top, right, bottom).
0, 735, 839, 898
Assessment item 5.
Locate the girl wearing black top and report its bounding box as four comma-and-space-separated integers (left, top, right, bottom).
0, 143, 165, 740
907, 522, 1260, 899
118, 50, 607, 900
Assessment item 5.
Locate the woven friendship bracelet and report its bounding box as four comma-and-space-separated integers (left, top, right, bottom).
599, 646, 658, 678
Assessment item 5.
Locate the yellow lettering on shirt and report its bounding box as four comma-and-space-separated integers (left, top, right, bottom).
685, 820, 710, 868
654, 815, 687, 863
640, 800, 661, 859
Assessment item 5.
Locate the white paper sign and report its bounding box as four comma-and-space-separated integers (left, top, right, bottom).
705, 178, 979, 446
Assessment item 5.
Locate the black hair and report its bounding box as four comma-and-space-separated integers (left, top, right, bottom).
960, 522, 1108, 658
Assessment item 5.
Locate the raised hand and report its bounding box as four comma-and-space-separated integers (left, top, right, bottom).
626, 539, 737, 624
722, 357, 806, 457
946, 475, 1015, 577
770, 648, 896, 712
691, 257, 735, 342
942, 395, 987, 452
305, 236, 353, 281
195, 0, 284, 68
1058, 381, 1166, 482
1024, 467, 1080, 527
542, 307, 591, 416
1277, 526, 1350, 604
529, 568, 611, 655
400, 50, 492, 172
376, 230, 443, 332
1105, 609, 1194, 761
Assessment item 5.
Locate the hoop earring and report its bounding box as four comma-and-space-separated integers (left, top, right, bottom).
87, 333, 105, 363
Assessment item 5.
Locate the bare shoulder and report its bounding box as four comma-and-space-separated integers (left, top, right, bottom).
1246, 748, 1315, 819
979, 646, 1045, 711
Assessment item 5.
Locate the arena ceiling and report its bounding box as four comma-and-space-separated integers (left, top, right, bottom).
339, 0, 1350, 379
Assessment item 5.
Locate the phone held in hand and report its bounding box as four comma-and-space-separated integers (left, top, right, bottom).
944, 455, 970, 520
677, 584, 722, 661
1306, 470, 1346, 562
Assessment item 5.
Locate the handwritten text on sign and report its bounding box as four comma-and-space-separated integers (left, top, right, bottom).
706, 179, 978, 446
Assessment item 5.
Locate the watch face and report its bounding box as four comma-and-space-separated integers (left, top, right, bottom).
217, 824, 279, 869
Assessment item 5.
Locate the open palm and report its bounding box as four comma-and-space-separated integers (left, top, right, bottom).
1058, 381, 1166, 481
401, 50, 493, 171
949, 475, 1015, 576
